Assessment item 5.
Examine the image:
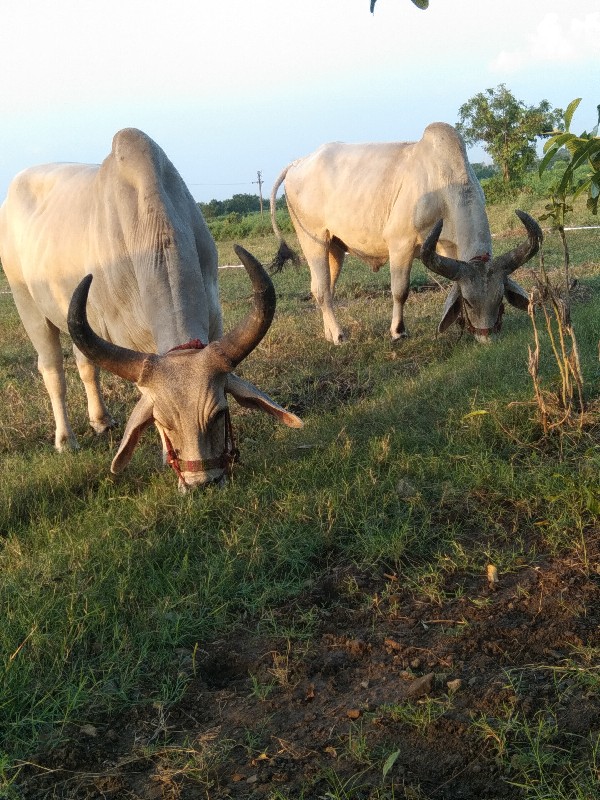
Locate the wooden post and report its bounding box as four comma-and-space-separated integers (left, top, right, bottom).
255, 170, 264, 215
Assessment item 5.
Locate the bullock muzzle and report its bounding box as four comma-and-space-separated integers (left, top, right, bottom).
164, 407, 239, 493
460, 299, 504, 344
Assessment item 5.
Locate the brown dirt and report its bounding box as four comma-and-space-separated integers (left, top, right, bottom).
19, 532, 600, 800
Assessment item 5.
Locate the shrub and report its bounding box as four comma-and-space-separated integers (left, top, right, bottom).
206, 208, 293, 242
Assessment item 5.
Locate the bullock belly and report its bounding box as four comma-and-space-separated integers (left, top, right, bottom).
346, 246, 388, 272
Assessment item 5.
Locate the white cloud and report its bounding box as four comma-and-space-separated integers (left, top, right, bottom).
490, 11, 600, 73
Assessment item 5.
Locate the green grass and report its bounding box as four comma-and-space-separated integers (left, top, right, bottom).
0, 206, 599, 796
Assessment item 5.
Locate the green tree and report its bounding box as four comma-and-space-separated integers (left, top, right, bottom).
470, 162, 497, 181
226, 193, 262, 215
199, 198, 225, 220
457, 85, 562, 185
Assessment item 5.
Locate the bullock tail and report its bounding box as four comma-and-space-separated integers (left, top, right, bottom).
269, 163, 301, 273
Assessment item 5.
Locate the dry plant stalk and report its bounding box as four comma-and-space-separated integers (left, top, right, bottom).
527, 237, 585, 435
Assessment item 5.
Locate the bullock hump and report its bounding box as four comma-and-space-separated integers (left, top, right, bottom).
422, 122, 468, 154
108, 128, 177, 194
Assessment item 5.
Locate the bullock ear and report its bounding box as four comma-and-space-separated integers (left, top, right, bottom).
438, 283, 463, 333
504, 276, 530, 311
111, 394, 155, 474
226, 373, 303, 428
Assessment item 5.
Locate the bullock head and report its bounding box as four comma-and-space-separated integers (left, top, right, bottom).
67, 246, 302, 492
421, 210, 542, 344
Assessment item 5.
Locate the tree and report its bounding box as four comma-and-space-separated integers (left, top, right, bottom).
456, 85, 562, 185
226, 193, 262, 216
470, 162, 497, 181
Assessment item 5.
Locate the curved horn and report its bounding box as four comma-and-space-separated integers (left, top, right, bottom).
215, 245, 276, 368
67, 275, 147, 383
420, 220, 465, 281
492, 210, 543, 275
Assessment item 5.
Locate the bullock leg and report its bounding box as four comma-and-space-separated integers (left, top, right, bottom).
312, 256, 346, 343
389, 253, 414, 341
328, 240, 345, 296
8, 287, 77, 451
40, 359, 78, 451
297, 231, 345, 343
73, 347, 116, 435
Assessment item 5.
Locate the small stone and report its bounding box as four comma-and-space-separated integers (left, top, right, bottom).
407, 672, 435, 698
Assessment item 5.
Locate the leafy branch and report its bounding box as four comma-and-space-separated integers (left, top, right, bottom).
371, 0, 429, 12
539, 98, 600, 216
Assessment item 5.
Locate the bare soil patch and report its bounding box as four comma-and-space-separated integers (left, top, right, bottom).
20, 531, 600, 799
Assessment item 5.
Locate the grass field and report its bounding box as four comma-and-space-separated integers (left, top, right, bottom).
0, 205, 599, 799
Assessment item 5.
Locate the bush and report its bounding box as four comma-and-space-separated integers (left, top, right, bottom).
206, 208, 294, 241
481, 174, 521, 204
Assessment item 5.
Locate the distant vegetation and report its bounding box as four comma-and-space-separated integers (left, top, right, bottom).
198, 193, 292, 243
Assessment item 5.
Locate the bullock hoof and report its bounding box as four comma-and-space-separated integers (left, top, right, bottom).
90, 415, 118, 435
391, 330, 409, 342
56, 436, 80, 453
325, 329, 347, 345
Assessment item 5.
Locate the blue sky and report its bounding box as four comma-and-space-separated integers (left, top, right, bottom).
1, 0, 598, 203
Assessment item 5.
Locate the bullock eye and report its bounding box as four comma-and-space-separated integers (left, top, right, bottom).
211, 407, 227, 424
204, 407, 226, 430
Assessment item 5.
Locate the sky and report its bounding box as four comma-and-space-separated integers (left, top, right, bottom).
1, 0, 598, 204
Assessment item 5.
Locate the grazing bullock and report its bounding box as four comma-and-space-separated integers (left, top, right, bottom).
0, 128, 302, 492
270, 122, 542, 344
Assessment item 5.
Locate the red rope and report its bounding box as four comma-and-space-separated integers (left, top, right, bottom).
168, 339, 206, 352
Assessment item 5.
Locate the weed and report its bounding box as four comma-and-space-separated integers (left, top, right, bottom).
248, 671, 276, 701
378, 696, 454, 734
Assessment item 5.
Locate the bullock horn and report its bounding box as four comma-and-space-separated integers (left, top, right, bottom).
68, 275, 147, 383
215, 245, 276, 368
492, 210, 543, 275
420, 220, 464, 281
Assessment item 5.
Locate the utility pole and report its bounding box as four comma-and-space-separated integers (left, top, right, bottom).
254, 170, 264, 215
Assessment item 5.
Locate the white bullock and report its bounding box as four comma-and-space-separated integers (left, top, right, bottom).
0, 128, 302, 491
270, 122, 542, 344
